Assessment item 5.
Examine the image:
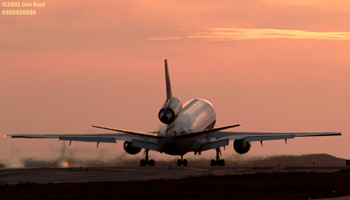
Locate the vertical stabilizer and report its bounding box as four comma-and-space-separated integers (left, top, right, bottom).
159, 59, 183, 124
165, 59, 172, 100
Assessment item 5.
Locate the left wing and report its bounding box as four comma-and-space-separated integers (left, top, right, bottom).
5, 127, 162, 152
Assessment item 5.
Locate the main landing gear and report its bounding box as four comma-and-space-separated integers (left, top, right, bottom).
177, 155, 188, 166
210, 148, 225, 166
140, 150, 155, 167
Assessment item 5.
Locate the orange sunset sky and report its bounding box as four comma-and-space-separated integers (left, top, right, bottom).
1, 0, 349, 165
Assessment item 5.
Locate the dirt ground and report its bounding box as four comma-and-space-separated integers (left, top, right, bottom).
1, 170, 350, 200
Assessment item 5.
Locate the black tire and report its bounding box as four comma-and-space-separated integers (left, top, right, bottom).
183, 159, 188, 166
177, 159, 182, 166
149, 159, 155, 166
140, 159, 146, 167
219, 159, 225, 166
210, 159, 217, 166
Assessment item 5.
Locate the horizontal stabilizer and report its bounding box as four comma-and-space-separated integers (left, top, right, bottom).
175, 123, 241, 138
92, 125, 160, 138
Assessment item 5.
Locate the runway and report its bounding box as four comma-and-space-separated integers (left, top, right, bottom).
1, 166, 350, 200
0, 166, 345, 185
0, 166, 246, 185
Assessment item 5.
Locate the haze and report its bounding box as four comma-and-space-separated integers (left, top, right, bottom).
1, 0, 349, 163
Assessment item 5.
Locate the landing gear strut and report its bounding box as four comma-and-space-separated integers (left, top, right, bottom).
210, 148, 225, 166
140, 150, 155, 167
177, 155, 187, 166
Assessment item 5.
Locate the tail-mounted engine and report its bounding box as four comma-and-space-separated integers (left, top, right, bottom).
233, 139, 251, 154
123, 141, 141, 155
158, 97, 182, 124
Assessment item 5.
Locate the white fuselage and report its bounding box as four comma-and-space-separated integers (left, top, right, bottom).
157, 98, 216, 155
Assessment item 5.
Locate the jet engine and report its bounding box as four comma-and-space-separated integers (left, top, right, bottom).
233, 139, 251, 154
158, 97, 182, 124
123, 141, 141, 155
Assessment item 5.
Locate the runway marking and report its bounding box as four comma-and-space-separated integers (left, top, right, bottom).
273, 166, 286, 171
186, 167, 209, 171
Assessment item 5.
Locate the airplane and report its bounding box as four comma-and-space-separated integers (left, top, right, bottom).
5, 59, 342, 167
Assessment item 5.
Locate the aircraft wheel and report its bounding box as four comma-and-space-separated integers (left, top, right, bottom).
210, 159, 217, 166
149, 159, 155, 166
218, 159, 225, 166
183, 159, 188, 166
177, 159, 182, 166
140, 159, 146, 167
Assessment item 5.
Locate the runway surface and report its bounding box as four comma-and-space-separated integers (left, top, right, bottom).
0, 166, 345, 185
1, 166, 350, 200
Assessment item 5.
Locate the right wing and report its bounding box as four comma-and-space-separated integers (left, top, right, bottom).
205, 131, 343, 142
195, 131, 342, 151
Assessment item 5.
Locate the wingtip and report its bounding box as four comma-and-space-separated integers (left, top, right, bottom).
232, 123, 241, 128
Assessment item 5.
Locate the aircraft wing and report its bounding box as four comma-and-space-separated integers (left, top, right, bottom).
194, 131, 342, 151
5, 131, 162, 151
205, 131, 342, 142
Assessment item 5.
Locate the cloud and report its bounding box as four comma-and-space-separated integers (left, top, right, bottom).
146, 37, 181, 41
149, 28, 350, 41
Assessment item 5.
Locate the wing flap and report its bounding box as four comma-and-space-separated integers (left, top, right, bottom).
131, 140, 161, 151
243, 135, 295, 142
7, 134, 61, 139
59, 136, 116, 143
200, 139, 229, 151
293, 132, 343, 137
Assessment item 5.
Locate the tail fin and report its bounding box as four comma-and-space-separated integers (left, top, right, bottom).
164, 59, 172, 100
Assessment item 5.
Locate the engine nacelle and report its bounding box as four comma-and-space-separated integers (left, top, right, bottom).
123, 141, 141, 155
158, 97, 182, 124
233, 139, 251, 154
